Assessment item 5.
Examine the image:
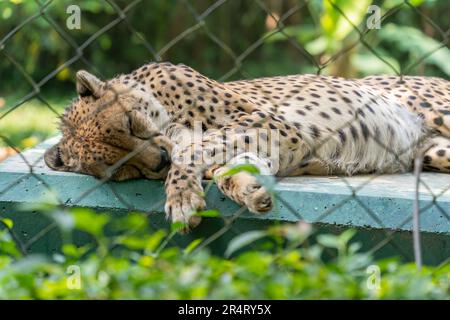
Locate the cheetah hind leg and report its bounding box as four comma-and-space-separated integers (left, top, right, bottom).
207, 153, 274, 214
422, 136, 450, 173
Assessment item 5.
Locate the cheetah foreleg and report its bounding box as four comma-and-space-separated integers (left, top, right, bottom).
164, 109, 308, 231
164, 161, 205, 233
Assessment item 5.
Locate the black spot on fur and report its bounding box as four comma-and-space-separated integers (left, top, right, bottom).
434, 117, 443, 126
437, 149, 446, 157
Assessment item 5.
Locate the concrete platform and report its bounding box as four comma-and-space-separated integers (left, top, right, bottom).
0, 137, 449, 264
1, 136, 449, 234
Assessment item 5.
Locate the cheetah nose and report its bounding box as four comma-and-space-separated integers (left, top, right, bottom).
155, 147, 170, 172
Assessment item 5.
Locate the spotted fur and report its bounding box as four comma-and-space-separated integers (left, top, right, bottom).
45, 62, 450, 231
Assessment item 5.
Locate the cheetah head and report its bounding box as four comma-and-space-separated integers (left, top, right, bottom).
44, 70, 173, 181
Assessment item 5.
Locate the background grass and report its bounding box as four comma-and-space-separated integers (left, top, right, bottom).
0, 94, 67, 149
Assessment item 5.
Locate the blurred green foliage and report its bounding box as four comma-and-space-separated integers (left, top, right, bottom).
1, 0, 449, 94
0, 0, 449, 149
0, 208, 449, 299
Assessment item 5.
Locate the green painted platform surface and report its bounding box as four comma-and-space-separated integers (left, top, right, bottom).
0, 137, 449, 235
1, 137, 449, 264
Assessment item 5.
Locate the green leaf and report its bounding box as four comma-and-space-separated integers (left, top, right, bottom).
348, 242, 362, 254
62, 244, 90, 259
317, 234, 340, 249
194, 209, 220, 218
184, 238, 203, 255
305, 36, 328, 55
235, 251, 273, 275
265, 24, 318, 44
217, 164, 260, 178
383, 0, 424, 8
379, 23, 450, 75
318, 229, 356, 250
225, 230, 267, 257
409, 0, 425, 6
146, 230, 167, 252
351, 52, 400, 75
0, 230, 21, 257
71, 208, 109, 238
170, 221, 187, 233
118, 235, 150, 250
112, 212, 148, 232
339, 229, 357, 246
321, 0, 372, 41
1, 218, 13, 229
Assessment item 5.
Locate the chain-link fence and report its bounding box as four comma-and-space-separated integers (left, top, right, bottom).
0, 0, 449, 272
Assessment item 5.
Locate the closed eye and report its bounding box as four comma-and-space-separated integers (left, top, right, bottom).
126, 112, 147, 139
125, 110, 158, 140
127, 112, 134, 135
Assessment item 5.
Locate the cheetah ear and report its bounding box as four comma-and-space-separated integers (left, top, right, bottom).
44, 143, 68, 171
76, 70, 105, 98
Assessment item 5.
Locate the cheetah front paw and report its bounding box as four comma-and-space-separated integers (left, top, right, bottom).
243, 183, 273, 214
164, 189, 205, 233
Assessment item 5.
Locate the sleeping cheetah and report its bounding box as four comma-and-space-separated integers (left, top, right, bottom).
44, 62, 450, 230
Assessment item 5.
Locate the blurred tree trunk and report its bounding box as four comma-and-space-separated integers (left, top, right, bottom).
328, 40, 356, 77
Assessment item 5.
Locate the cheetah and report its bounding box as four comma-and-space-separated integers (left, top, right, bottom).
44, 62, 450, 230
